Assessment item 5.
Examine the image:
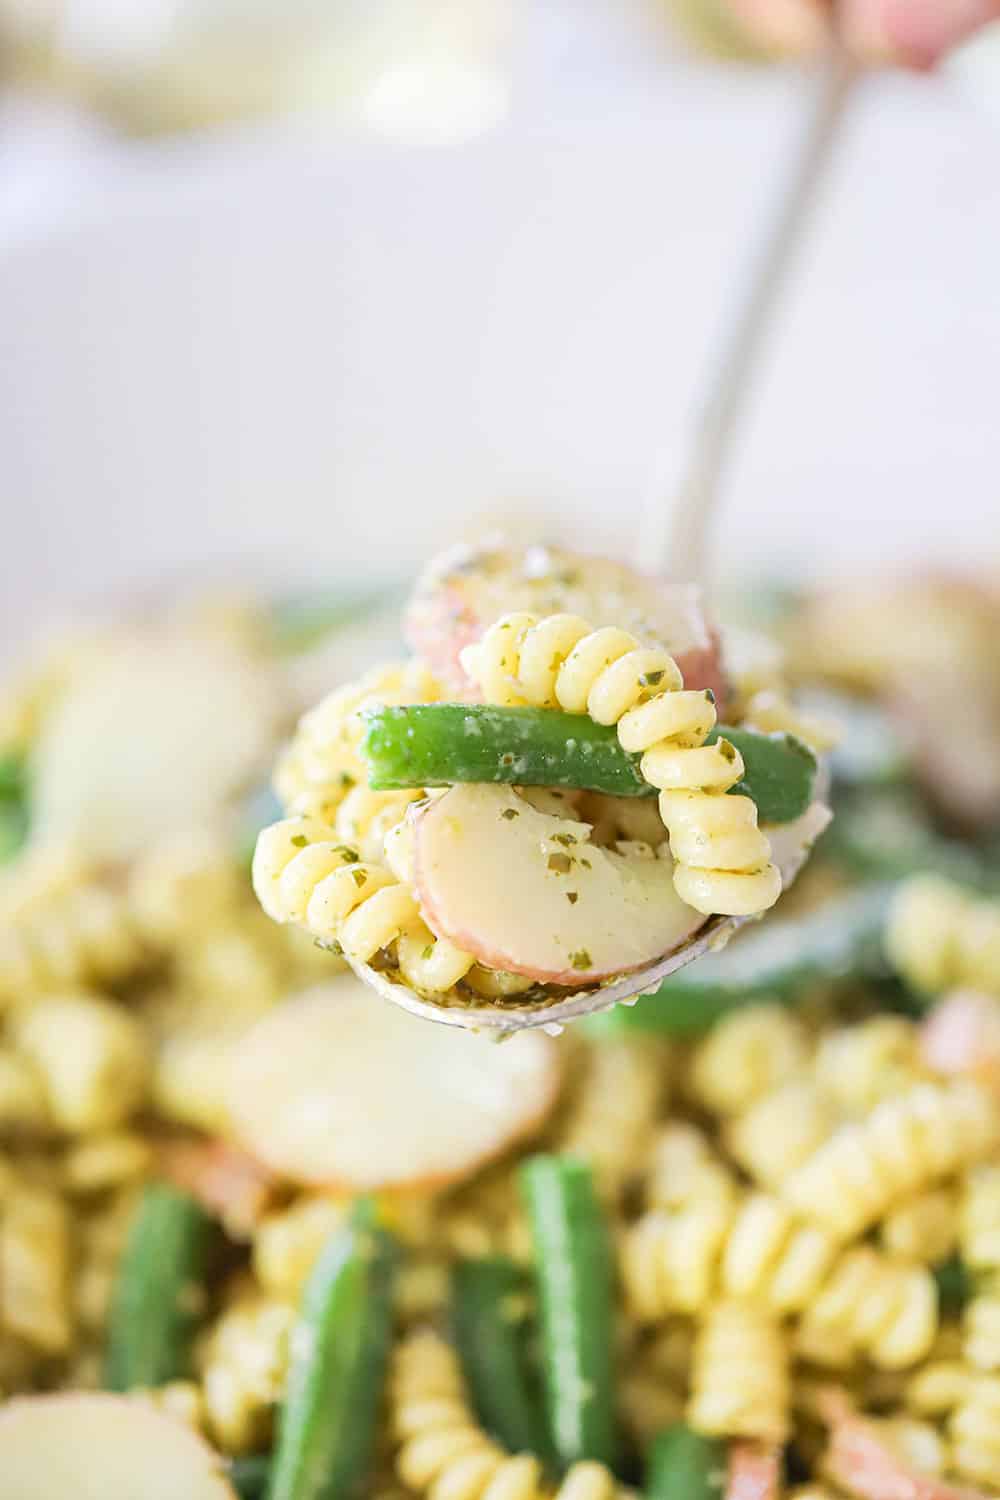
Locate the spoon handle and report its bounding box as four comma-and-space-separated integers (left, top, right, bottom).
639, 36, 857, 587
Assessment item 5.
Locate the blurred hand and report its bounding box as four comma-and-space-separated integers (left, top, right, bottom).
851, 0, 1000, 66
671, 0, 1000, 66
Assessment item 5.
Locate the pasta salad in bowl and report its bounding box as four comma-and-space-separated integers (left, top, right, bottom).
0, 558, 999, 1500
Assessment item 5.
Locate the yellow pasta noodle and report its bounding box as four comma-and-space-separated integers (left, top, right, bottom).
461, 612, 781, 917
11, 991, 150, 1135
958, 1164, 1000, 1375
949, 1374, 1000, 1490
781, 1079, 999, 1240
557, 1037, 671, 1201
623, 1189, 938, 1368
812, 1016, 928, 1117
741, 688, 840, 753
197, 1290, 294, 1455
878, 1187, 959, 1265
391, 1329, 630, 1500
276, 661, 443, 822
886, 875, 1000, 997
252, 813, 475, 994
687, 1301, 789, 1442
0, 844, 145, 1002
689, 1004, 810, 1116
0, 1180, 73, 1355
725, 1079, 838, 1191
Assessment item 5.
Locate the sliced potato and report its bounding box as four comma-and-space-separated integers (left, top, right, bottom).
31, 632, 283, 862
0, 1393, 236, 1500
413, 784, 706, 985
405, 540, 727, 710
226, 977, 560, 1189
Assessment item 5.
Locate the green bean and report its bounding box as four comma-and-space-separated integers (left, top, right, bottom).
268, 1200, 396, 1500
585, 886, 891, 1037
645, 1425, 725, 1500
452, 1257, 551, 1461
105, 1184, 213, 1391
519, 1156, 617, 1469
362, 705, 816, 824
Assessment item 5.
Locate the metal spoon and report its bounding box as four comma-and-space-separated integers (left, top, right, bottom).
355, 39, 854, 1033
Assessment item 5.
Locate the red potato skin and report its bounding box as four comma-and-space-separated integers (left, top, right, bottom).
411, 797, 703, 987
919, 992, 1000, 1091
158, 1138, 277, 1238
725, 1443, 782, 1500
817, 1389, 989, 1500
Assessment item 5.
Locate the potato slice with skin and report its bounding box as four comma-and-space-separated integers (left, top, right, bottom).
413, 784, 706, 986
405, 540, 728, 712
226, 978, 559, 1190
0, 1393, 237, 1500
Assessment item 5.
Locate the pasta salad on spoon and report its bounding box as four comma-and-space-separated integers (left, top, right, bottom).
252, 539, 832, 1031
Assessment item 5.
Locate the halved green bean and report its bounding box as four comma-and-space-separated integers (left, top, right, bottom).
519, 1156, 617, 1469
105, 1183, 213, 1391
362, 705, 816, 824
452, 1257, 551, 1461
585, 886, 892, 1037
645, 1425, 725, 1500
268, 1200, 397, 1500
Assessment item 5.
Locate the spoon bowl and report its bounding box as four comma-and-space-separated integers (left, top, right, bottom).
347, 800, 830, 1033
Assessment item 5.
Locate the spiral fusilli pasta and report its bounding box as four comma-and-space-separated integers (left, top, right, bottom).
725, 1080, 837, 1191
812, 1016, 928, 1117
781, 1080, 1000, 1240
0, 844, 145, 1001
958, 1165, 1000, 1375
741, 689, 839, 754
557, 1038, 671, 1201
460, 612, 781, 916
687, 1301, 789, 1442
623, 1189, 938, 1369
949, 1374, 1000, 1490
252, 813, 476, 994
688, 1005, 809, 1117
625, 1126, 738, 1318
391, 1330, 630, 1500
878, 1188, 959, 1265
275, 661, 443, 822
887, 876, 1000, 998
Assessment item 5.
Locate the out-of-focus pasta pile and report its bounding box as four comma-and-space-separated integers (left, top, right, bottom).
2, 562, 1000, 1500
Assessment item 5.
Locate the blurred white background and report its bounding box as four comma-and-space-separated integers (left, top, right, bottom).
2, 0, 999, 661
